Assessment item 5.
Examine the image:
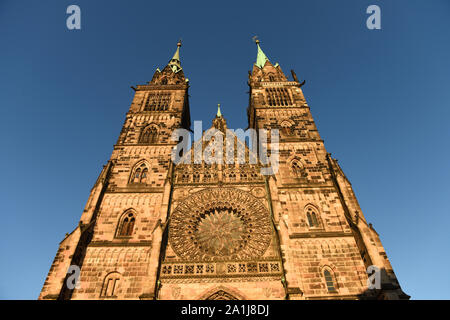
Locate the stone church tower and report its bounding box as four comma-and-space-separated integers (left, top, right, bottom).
39, 41, 408, 300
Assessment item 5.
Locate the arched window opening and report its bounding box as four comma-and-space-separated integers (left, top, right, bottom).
140, 126, 158, 144
306, 206, 320, 228
291, 159, 307, 178
324, 269, 337, 293
101, 273, 121, 298
140, 168, 148, 183
117, 212, 136, 237
133, 168, 141, 183
130, 163, 149, 184
280, 121, 294, 136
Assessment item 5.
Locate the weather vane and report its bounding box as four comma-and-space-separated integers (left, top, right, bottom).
252, 35, 259, 44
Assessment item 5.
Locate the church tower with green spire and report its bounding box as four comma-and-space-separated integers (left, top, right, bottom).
246, 40, 408, 299
39, 42, 192, 300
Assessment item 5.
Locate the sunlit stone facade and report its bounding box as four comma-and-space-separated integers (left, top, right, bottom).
39, 41, 408, 300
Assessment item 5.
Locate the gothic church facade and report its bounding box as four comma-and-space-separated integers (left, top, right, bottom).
39, 41, 408, 300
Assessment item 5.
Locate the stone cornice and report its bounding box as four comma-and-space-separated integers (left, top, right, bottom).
127, 110, 183, 116
162, 257, 280, 264
114, 143, 178, 147
136, 84, 188, 91
278, 183, 335, 189
160, 272, 283, 280
106, 187, 165, 194
256, 81, 300, 87
89, 240, 152, 247
279, 138, 324, 143
304, 294, 361, 300
289, 231, 353, 239
253, 105, 309, 110
173, 181, 265, 187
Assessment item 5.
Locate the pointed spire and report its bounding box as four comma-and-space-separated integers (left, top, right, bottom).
216, 103, 222, 118
168, 40, 182, 73
212, 103, 227, 131
254, 39, 270, 68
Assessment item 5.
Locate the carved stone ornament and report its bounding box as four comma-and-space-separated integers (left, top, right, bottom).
169, 188, 272, 261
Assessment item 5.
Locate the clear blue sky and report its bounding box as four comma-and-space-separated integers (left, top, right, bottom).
0, 0, 449, 299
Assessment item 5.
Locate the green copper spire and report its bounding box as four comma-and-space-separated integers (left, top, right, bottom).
212, 103, 227, 131
168, 41, 182, 73
216, 103, 222, 117
255, 39, 269, 68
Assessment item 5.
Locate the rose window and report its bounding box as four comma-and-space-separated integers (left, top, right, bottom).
169, 188, 272, 261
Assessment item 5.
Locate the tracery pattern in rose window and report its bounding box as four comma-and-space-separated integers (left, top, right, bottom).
169, 188, 272, 261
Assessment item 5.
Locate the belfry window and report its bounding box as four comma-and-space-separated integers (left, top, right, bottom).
117, 212, 135, 237
131, 163, 149, 184
140, 126, 158, 144
144, 92, 171, 111
324, 269, 337, 293
291, 159, 307, 178
265, 88, 292, 106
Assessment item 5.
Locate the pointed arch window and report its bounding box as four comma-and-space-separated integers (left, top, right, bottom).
203, 173, 212, 182
133, 167, 142, 183
117, 211, 136, 237
280, 121, 294, 136
323, 269, 337, 293
140, 167, 148, 183
140, 126, 158, 144
130, 162, 149, 184
306, 206, 321, 228
100, 272, 121, 298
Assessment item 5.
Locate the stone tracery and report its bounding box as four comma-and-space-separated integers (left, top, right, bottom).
169, 188, 272, 261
